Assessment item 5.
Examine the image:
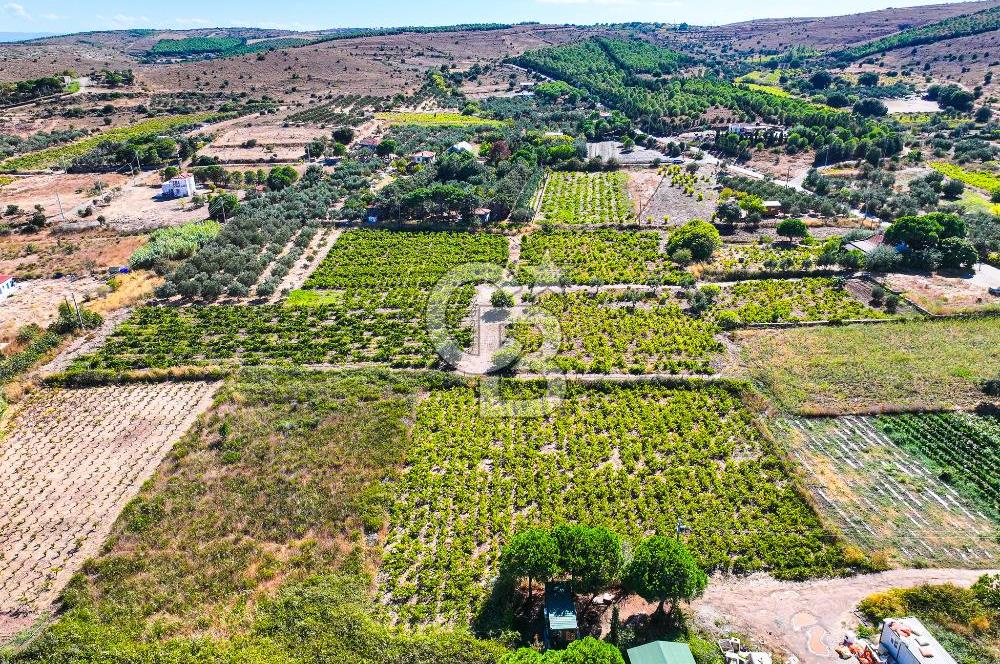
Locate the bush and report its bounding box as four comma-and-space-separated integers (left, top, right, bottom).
715, 310, 741, 331
864, 245, 901, 273
776, 218, 808, 242
491, 290, 515, 309
938, 237, 978, 271
666, 219, 721, 262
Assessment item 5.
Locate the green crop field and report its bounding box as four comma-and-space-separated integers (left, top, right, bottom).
699, 243, 826, 279
381, 381, 846, 625
0, 113, 218, 172
375, 112, 504, 127
510, 290, 723, 374
931, 162, 1000, 194
538, 171, 635, 225
518, 229, 688, 285
713, 278, 889, 324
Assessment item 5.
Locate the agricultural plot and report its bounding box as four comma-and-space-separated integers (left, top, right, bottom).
735, 318, 1000, 414
69, 298, 438, 371
538, 171, 635, 226
374, 112, 503, 127
876, 413, 1000, 520
713, 278, 890, 324
780, 416, 1000, 567
0, 381, 219, 638
381, 381, 845, 625
698, 243, 826, 280
510, 290, 723, 374
303, 229, 508, 289
930, 162, 1000, 194
517, 229, 687, 285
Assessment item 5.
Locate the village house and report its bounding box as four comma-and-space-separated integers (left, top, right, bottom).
407, 150, 436, 165
161, 173, 197, 198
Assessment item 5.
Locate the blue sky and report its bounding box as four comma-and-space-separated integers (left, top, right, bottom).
0, 0, 973, 34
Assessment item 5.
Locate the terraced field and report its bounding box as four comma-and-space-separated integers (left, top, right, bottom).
0, 381, 220, 638
780, 416, 1000, 567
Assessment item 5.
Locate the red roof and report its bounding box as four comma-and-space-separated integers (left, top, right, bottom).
0, 275, 13, 283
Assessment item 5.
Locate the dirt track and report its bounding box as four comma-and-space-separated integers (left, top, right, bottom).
690, 568, 997, 663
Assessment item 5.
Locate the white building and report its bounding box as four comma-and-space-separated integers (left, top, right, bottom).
880, 617, 957, 664
161, 173, 197, 198
448, 141, 476, 155
0, 275, 15, 300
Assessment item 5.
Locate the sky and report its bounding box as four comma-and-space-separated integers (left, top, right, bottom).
0, 0, 977, 35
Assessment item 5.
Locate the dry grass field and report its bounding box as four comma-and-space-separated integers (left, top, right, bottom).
0, 381, 220, 639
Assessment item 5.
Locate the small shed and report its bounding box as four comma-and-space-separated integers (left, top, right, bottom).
762, 200, 782, 217
365, 206, 379, 224
0, 275, 15, 300
473, 207, 492, 223
543, 582, 578, 649
627, 641, 697, 664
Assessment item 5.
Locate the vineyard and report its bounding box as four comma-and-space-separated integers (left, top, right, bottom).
0, 113, 219, 172
699, 243, 827, 279
930, 162, 1000, 194
374, 112, 504, 127
518, 229, 688, 285
876, 413, 1000, 520
538, 171, 635, 226
713, 278, 889, 324
510, 290, 723, 374
303, 229, 508, 289
381, 381, 846, 625
835, 5, 1000, 60
68, 300, 438, 371
781, 416, 1000, 566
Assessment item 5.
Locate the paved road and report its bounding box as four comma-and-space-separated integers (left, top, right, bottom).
691, 568, 996, 664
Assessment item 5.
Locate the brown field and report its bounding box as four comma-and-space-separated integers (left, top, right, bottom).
0, 381, 220, 639
883, 270, 1000, 315
0, 173, 131, 225
0, 229, 144, 280
628, 165, 719, 226
200, 122, 325, 163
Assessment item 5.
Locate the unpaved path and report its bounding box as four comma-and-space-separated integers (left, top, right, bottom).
689, 569, 996, 663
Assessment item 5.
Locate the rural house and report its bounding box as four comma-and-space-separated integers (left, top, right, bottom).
407, 150, 436, 165
879, 617, 957, 664
161, 173, 197, 198
448, 141, 476, 154
762, 200, 782, 217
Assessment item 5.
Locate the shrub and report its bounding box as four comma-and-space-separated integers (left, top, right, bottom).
938, 237, 978, 271
864, 245, 901, 273
666, 219, 721, 262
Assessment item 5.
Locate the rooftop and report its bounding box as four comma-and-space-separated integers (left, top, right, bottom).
544, 582, 577, 631
627, 641, 697, 664
883, 617, 958, 664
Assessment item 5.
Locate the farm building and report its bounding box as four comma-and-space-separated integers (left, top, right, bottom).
845, 232, 885, 255
543, 582, 578, 649
879, 617, 957, 664
627, 641, 696, 664
473, 207, 492, 223
161, 173, 197, 198
356, 138, 380, 153
0, 275, 16, 300
407, 150, 436, 165
448, 141, 476, 154
762, 200, 782, 217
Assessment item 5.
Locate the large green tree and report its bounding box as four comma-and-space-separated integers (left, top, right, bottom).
553, 525, 623, 593
666, 219, 721, 262
500, 528, 560, 598
624, 536, 707, 614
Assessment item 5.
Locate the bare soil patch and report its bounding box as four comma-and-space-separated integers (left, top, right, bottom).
0, 230, 144, 280
628, 165, 719, 226
883, 271, 1000, 315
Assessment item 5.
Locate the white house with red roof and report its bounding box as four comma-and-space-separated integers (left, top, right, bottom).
161, 173, 197, 198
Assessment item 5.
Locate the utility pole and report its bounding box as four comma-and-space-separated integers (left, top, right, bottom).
55, 193, 67, 222
70, 293, 84, 329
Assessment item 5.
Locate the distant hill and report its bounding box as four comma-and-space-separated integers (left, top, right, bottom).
0, 32, 59, 43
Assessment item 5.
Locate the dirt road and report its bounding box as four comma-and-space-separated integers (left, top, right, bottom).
690, 568, 996, 663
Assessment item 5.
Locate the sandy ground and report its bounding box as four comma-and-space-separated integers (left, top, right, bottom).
883, 97, 941, 114
883, 269, 1000, 314
0, 231, 144, 281
97, 171, 207, 233
686, 569, 997, 664
0, 173, 131, 225
0, 381, 220, 641
629, 166, 718, 226
0, 276, 108, 338
588, 141, 665, 165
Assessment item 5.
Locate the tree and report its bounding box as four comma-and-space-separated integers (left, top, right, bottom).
808, 70, 833, 90
666, 219, 721, 262
975, 106, 993, 123
332, 126, 354, 144
938, 237, 978, 271
972, 574, 1000, 610
715, 199, 742, 225
552, 525, 622, 593
161, 165, 180, 181
376, 139, 399, 158
885, 215, 942, 250
208, 193, 240, 221
500, 528, 560, 599
864, 245, 901, 274
267, 165, 299, 191
776, 218, 808, 242
941, 179, 965, 200
491, 289, 515, 309
853, 99, 888, 117
857, 72, 879, 87
624, 536, 707, 615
